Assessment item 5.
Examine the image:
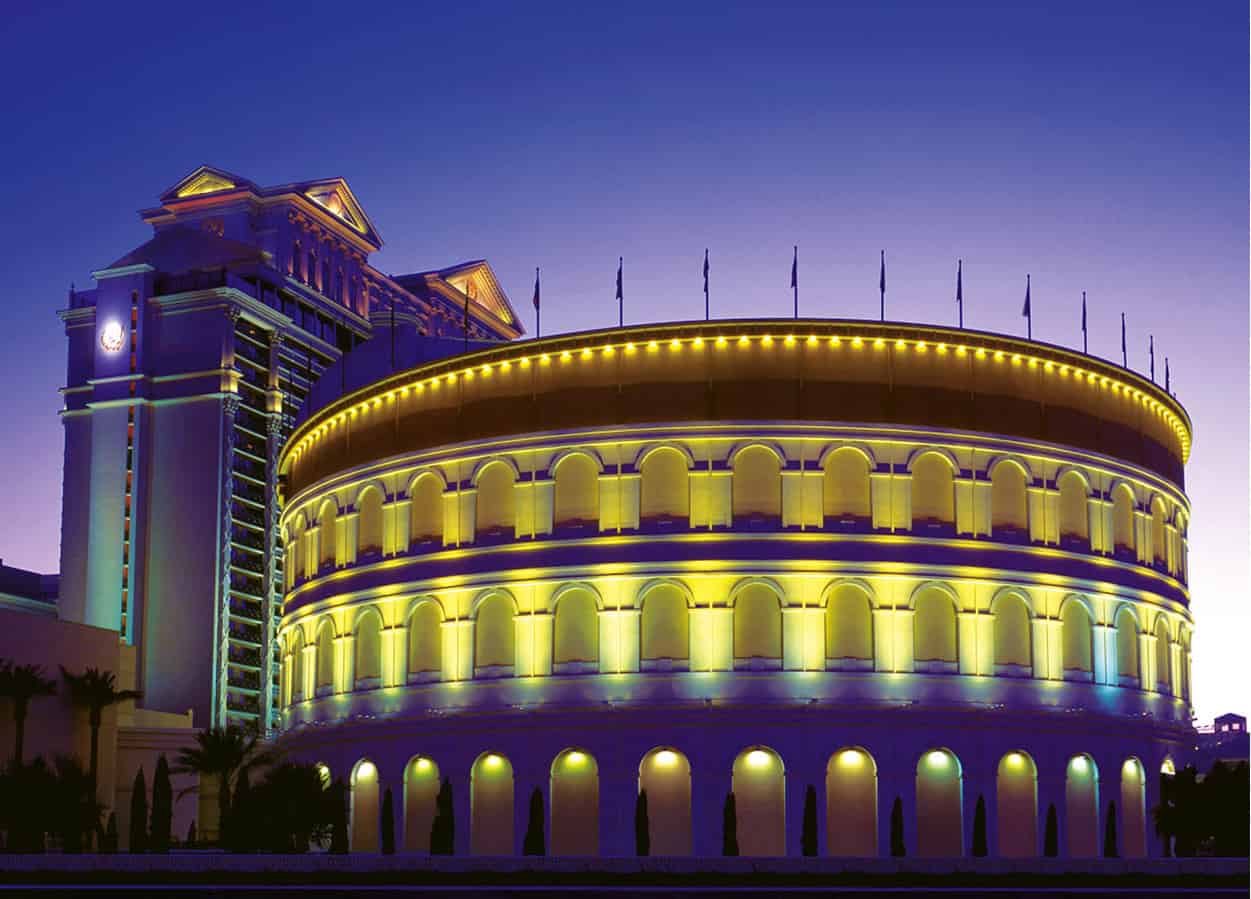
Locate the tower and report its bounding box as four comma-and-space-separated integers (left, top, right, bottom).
58, 166, 521, 729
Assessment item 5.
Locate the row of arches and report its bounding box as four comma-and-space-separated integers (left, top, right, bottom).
280, 582, 1191, 708
285, 444, 1189, 587
339, 746, 1150, 858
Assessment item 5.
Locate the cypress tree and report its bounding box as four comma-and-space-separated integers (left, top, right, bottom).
971, 794, 988, 857
634, 790, 650, 856
522, 787, 545, 855
149, 754, 172, 853
889, 797, 905, 857
1103, 800, 1118, 858
329, 779, 349, 854
128, 767, 147, 853
1043, 803, 1058, 857
801, 785, 818, 856
102, 812, 118, 853
721, 792, 738, 857
381, 787, 396, 855
429, 777, 454, 855
186, 820, 197, 848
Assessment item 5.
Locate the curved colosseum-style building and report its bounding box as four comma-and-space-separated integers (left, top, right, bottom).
276, 318, 1194, 858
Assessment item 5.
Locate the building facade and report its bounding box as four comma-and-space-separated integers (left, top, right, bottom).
275, 319, 1195, 857
58, 167, 521, 730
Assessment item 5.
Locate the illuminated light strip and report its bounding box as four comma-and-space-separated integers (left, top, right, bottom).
285, 327, 1191, 460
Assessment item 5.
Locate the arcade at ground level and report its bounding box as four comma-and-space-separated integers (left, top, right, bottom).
282, 704, 1185, 858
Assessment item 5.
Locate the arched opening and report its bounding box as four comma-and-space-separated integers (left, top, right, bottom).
318, 500, 338, 569
475, 594, 516, 675
475, 462, 515, 539
1178, 631, 1191, 700
1115, 607, 1140, 688
911, 453, 954, 531
825, 584, 873, 666
284, 523, 302, 588
826, 748, 877, 856
315, 619, 335, 694
1120, 758, 1146, 858
1154, 617, 1171, 694
553, 454, 599, 530
638, 748, 691, 856
640, 584, 689, 664
553, 588, 599, 669
403, 756, 440, 853
915, 748, 963, 857
407, 601, 442, 681
1060, 600, 1093, 677
550, 749, 599, 856
639, 447, 688, 527
990, 461, 1029, 539
996, 751, 1038, 857
470, 752, 514, 855
732, 445, 782, 524
1150, 498, 1167, 566
1111, 484, 1136, 557
350, 759, 380, 852
733, 583, 782, 664
289, 630, 305, 703
1057, 471, 1089, 545
913, 587, 957, 669
823, 448, 871, 526
409, 473, 444, 547
992, 593, 1032, 672
353, 610, 382, 688
1065, 754, 1099, 857
357, 487, 384, 557
731, 747, 785, 856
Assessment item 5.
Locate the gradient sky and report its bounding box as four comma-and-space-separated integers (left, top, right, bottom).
0, 2, 1244, 721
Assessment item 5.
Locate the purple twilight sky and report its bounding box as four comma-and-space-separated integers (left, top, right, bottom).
0, 1, 1244, 722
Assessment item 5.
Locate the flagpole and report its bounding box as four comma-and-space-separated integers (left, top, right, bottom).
703, 249, 710, 321
956, 259, 963, 328
879, 250, 886, 321
533, 267, 541, 339
1149, 335, 1155, 382
1121, 313, 1127, 367
792, 246, 798, 319
1081, 291, 1088, 354
463, 293, 470, 354
1024, 274, 1032, 340
617, 257, 623, 328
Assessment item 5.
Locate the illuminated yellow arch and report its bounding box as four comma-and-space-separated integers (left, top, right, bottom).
728, 440, 786, 467
986, 454, 1034, 482
636, 577, 696, 608
548, 581, 605, 613
819, 577, 881, 610
550, 447, 605, 475
905, 446, 959, 473
470, 456, 521, 486
406, 467, 448, 496
404, 594, 447, 624
989, 585, 1038, 618
905, 580, 961, 611
727, 576, 787, 607
634, 442, 695, 469
470, 587, 520, 617
816, 442, 876, 469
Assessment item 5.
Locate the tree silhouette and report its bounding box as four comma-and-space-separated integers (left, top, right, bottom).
801, 784, 818, 856
634, 789, 650, 856
381, 787, 396, 855
328, 778, 349, 854
129, 767, 147, 853
889, 797, 905, 857
0, 758, 56, 852
186, 820, 197, 848
174, 724, 275, 846
1103, 800, 1118, 858
60, 667, 140, 802
523, 787, 545, 855
430, 777, 454, 855
1043, 803, 1058, 857
149, 755, 172, 853
51, 755, 101, 854
102, 811, 118, 853
722, 792, 738, 856
0, 662, 57, 765
229, 767, 252, 852
971, 794, 987, 857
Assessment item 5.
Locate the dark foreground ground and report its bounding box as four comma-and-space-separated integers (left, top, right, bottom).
0, 858, 1244, 897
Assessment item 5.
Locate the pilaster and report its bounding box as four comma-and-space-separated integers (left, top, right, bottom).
689, 607, 732, 671
598, 608, 641, 673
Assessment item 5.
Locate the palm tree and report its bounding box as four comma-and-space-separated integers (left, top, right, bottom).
173, 725, 276, 846
0, 661, 58, 764
59, 667, 141, 796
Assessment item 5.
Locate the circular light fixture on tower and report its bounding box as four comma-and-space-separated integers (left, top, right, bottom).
100, 321, 125, 352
